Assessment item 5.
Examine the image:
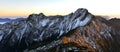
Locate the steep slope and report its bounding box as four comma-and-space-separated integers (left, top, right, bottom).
25, 16, 120, 52
0, 8, 93, 52
0, 8, 120, 52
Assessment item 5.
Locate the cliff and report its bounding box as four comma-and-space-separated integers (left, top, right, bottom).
25, 16, 120, 52
0, 8, 120, 52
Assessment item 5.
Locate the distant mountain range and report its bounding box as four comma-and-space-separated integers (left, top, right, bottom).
0, 18, 26, 24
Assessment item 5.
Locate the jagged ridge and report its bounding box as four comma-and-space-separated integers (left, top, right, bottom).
0, 8, 93, 52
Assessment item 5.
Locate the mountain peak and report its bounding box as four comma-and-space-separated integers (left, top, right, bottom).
0, 8, 120, 52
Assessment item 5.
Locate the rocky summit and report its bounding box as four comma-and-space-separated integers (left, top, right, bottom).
0, 8, 120, 52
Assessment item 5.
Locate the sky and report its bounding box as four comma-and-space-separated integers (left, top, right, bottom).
0, 0, 120, 17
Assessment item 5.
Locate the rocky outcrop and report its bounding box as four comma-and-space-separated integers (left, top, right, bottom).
24, 16, 120, 52
108, 18, 120, 30
0, 8, 120, 52
0, 8, 93, 52
107, 18, 120, 48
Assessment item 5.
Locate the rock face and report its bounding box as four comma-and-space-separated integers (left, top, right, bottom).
0, 8, 93, 52
0, 8, 120, 52
107, 18, 120, 48
24, 16, 120, 52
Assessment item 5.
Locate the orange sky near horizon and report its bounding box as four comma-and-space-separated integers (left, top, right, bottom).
1, 9, 120, 18
0, 0, 120, 18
